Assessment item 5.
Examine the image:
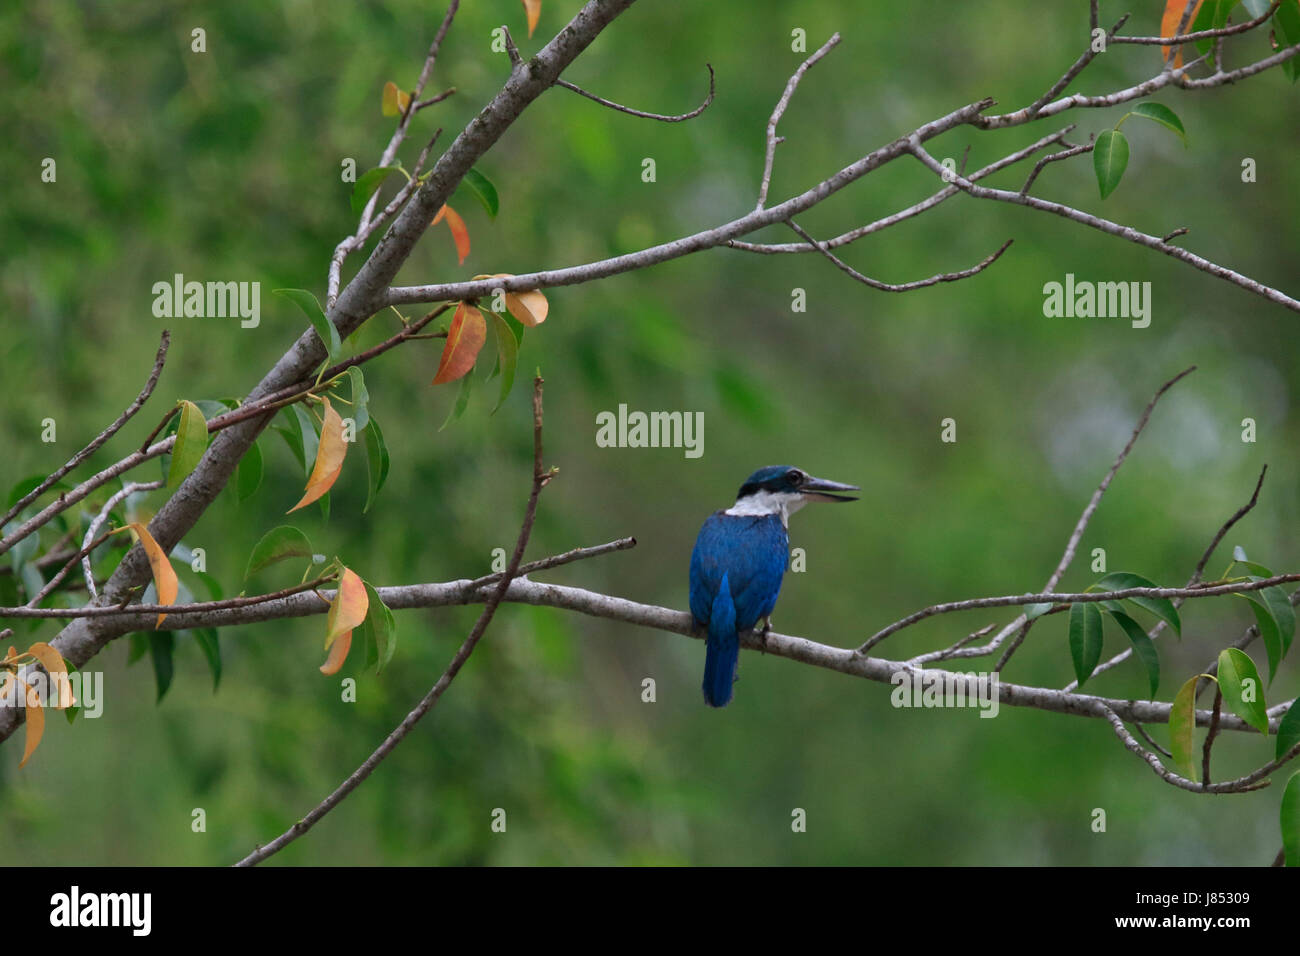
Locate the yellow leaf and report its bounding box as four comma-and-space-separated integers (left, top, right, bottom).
382, 81, 412, 117
432, 302, 487, 385
117, 522, 179, 628
287, 397, 348, 513
432, 204, 470, 264
325, 568, 369, 650
320, 630, 353, 675
1161, 0, 1202, 66
522, 0, 542, 37
16, 676, 45, 769
26, 642, 74, 709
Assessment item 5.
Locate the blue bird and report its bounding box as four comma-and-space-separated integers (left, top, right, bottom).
689, 465, 858, 707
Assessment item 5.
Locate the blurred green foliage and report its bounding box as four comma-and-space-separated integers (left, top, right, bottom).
1, 0, 1297, 865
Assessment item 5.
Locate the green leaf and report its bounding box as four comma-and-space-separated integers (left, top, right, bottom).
1169, 674, 1208, 776
1242, 0, 1271, 17
166, 400, 209, 488
244, 525, 313, 581
149, 632, 175, 704
362, 416, 390, 514
1240, 595, 1284, 683
1104, 605, 1160, 697
274, 289, 342, 365
1276, 698, 1300, 760
1068, 602, 1104, 687
1275, 0, 1300, 83
350, 166, 402, 216
440, 368, 474, 431
1282, 771, 1300, 866
288, 404, 319, 479
1095, 572, 1181, 637
345, 366, 370, 432
1192, 0, 1235, 57
235, 440, 263, 504
192, 628, 221, 691
461, 167, 499, 219
1127, 103, 1187, 145
357, 581, 397, 672
1217, 648, 1269, 734
1093, 129, 1129, 200
7, 475, 48, 510
485, 310, 519, 413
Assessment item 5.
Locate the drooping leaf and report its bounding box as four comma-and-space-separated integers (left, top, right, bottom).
432, 302, 487, 385
114, 522, 178, 628
1278, 698, 1300, 760
235, 440, 263, 504
1275, 0, 1300, 82
288, 404, 319, 478
1169, 673, 1209, 776
1240, 595, 1283, 683
15, 675, 44, 768
1282, 771, 1300, 866
320, 630, 352, 675
432, 204, 470, 264
1127, 103, 1187, 145
382, 81, 412, 117
1103, 605, 1160, 697
362, 416, 390, 514
351, 166, 403, 215
486, 310, 519, 413
167, 400, 209, 488
1160, 0, 1204, 66
1217, 647, 1269, 734
149, 631, 175, 703
287, 397, 347, 513
326, 568, 369, 651
473, 273, 549, 327
1092, 129, 1129, 200
193, 628, 221, 692
345, 366, 370, 432
1025, 602, 1054, 621
1095, 572, 1181, 637
244, 525, 313, 581
521, 0, 542, 37
1068, 601, 1104, 687
274, 289, 342, 365
358, 581, 397, 672
461, 167, 499, 219
440, 368, 474, 431
27, 641, 74, 709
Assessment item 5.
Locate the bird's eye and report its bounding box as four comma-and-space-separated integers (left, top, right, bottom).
791, 470, 805, 484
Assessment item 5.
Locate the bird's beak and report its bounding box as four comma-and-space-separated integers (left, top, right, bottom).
800, 475, 860, 503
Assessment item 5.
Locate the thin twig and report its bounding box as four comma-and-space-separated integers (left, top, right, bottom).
0, 331, 169, 537
557, 63, 714, 122
234, 376, 553, 866
756, 33, 841, 210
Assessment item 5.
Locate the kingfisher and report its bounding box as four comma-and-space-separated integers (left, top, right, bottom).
689, 465, 858, 707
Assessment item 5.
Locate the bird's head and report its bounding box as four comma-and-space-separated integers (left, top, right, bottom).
725, 465, 859, 524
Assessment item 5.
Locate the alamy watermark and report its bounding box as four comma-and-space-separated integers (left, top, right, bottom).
595, 404, 704, 459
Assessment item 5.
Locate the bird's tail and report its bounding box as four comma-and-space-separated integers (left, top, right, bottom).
702, 572, 739, 707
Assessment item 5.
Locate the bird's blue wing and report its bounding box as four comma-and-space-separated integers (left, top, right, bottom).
689, 512, 788, 631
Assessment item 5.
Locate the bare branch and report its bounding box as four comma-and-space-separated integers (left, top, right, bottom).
1113, 2, 1280, 45
757, 33, 842, 210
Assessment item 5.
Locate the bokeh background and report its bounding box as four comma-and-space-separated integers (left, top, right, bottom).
1, 0, 1297, 865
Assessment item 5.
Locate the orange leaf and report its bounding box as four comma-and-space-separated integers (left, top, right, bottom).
432, 204, 470, 264
26, 642, 74, 709
522, 0, 542, 37
432, 302, 487, 384
320, 630, 353, 675
118, 522, 178, 628
1161, 0, 1202, 66
382, 81, 412, 117
16, 676, 44, 769
326, 568, 369, 650
287, 397, 348, 513
471, 273, 549, 327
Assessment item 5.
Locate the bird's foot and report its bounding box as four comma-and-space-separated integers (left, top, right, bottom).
757, 617, 773, 653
